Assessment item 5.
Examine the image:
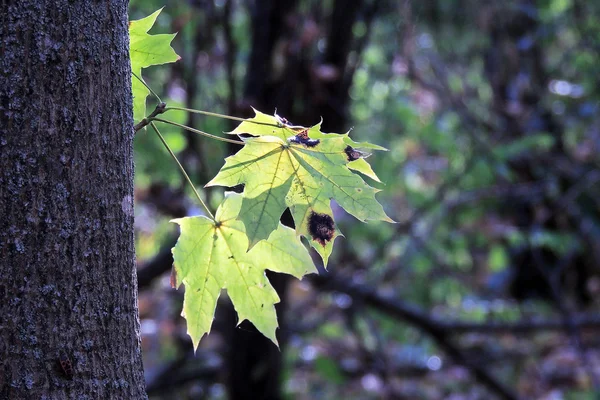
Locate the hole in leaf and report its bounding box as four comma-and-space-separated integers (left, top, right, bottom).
238, 133, 259, 139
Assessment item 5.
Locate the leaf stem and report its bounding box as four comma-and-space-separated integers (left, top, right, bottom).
151, 117, 245, 145
163, 106, 281, 128
150, 122, 215, 220
132, 71, 162, 103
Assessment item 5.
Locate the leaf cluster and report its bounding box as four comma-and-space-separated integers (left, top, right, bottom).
129, 11, 393, 349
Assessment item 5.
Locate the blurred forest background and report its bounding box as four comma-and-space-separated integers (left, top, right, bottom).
129, 0, 600, 399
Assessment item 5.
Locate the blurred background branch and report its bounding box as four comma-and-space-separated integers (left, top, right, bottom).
130, 0, 600, 398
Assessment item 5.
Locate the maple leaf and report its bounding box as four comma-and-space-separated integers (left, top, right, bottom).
129, 9, 180, 122
171, 192, 316, 350
207, 109, 393, 265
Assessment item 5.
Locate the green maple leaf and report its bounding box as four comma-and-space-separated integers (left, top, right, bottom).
207, 109, 394, 265
171, 192, 316, 350
129, 8, 180, 123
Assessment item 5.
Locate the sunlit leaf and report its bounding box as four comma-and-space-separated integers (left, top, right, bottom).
171, 192, 315, 350
129, 9, 180, 122
208, 109, 393, 264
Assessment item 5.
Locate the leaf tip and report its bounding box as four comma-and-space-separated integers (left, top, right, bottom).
190, 335, 201, 354
246, 238, 260, 252
203, 179, 216, 188
377, 212, 396, 223
312, 116, 323, 129
264, 329, 280, 348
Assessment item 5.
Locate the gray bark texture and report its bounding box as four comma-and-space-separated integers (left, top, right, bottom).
0, 1, 147, 399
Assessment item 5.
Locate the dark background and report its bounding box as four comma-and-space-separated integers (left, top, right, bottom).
130, 0, 600, 399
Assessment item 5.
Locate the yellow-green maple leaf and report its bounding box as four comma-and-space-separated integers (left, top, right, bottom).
129, 9, 180, 122
171, 192, 316, 350
207, 110, 393, 265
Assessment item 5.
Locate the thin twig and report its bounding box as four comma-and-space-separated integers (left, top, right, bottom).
442, 314, 600, 334
151, 117, 245, 145
164, 106, 279, 127
134, 102, 167, 133
309, 272, 521, 400
529, 234, 600, 388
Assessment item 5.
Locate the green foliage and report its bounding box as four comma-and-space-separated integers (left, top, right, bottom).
129, 8, 179, 122
565, 390, 600, 400
169, 111, 391, 347
313, 356, 346, 384
130, 10, 392, 350
129, 2, 600, 396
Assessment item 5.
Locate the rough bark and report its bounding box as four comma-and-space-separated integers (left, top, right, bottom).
0, 1, 147, 399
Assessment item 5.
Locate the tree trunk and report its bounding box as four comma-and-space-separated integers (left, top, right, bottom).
0, 1, 147, 399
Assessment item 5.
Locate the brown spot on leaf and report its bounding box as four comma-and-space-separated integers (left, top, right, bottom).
344, 146, 362, 161
308, 212, 335, 246
296, 129, 309, 140
288, 129, 320, 148
275, 113, 291, 127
